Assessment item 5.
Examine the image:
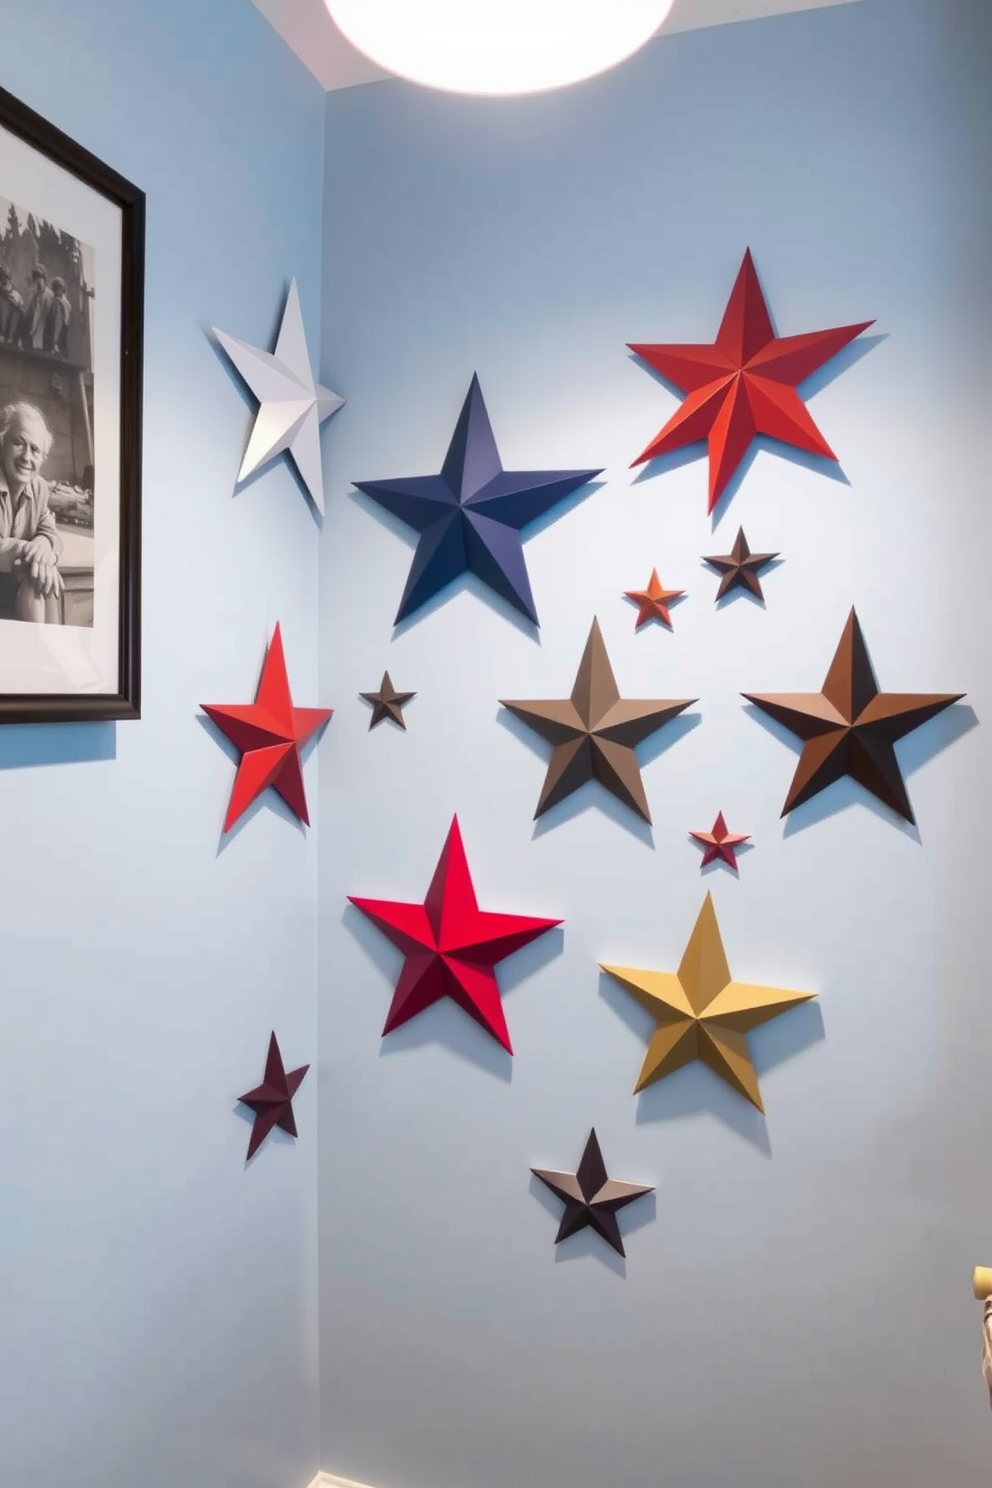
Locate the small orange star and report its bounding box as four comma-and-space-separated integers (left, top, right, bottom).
690, 811, 750, 870
624, 568, 685, 629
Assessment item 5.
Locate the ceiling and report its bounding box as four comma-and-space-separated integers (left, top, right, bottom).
249, 0, 863, 93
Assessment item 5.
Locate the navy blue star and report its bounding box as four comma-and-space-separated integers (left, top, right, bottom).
354, 375, 601, 626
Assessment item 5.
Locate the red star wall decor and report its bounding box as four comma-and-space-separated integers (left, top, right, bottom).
629, 249, 873, 511
624, 568, 685, 629
690, 811, 750, 870
348, 815, 562, 1053
238, 1032, 309, 1161
202, 624, 332, 832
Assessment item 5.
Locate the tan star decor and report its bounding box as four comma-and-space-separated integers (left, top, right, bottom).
601, 893, 815, 1111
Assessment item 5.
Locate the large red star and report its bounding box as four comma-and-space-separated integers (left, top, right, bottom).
624, 568, 685, 629
629, 249, 873, 512
202, 624, 332, 832
349, 815, 562, 1053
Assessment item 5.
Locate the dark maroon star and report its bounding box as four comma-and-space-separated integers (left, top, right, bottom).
238, 1032, 309, 1161
703, 527, 778, 602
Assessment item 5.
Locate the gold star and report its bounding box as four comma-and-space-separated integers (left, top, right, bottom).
600, 893, 814, 1111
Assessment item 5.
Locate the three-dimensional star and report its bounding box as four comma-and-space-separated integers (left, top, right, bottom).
690, 811, 750, 870
743, 608, 963, 823
624, 568, 685, 629
213, 278, 344, 516
360, 671, 416, 731
354, 374, 601, 626
601, 893, 815, 1110
532, 1129, 653, 1258
348, 815, 561, 1053
202, 623, 333, 832
703, 527, 779, 602
501, 617, 695, 824
629, 249, 873, 511
238, 1032, 309, 1161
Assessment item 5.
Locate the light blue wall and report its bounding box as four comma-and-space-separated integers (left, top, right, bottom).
318, 3, 992, 1486
0, 3, 326, 1486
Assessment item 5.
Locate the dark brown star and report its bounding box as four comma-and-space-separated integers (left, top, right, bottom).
500, 618, 695, 824
703, 527, 778, 601
238, 1032, 309, 1161
532, 1129, 653, 1257
360, 671, 416, 730
743, 608, 963, 823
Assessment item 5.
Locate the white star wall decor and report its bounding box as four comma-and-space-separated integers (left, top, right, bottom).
212, 278, 344, 516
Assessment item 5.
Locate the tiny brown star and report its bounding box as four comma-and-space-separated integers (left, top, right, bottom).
703, 527, 778, 602
360, 671, 416, 730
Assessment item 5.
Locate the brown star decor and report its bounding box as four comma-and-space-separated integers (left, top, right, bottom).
703, 527, 778, 602
624, 568, 685, 629
601, 893, 815, 1111
743, 608, 963, 823
500, 618, 695, 824
238, 1032, 309, 1161
532, 1129, 653, 1257
361, 671, 415, 730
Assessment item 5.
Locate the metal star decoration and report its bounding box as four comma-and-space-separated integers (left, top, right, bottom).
532, 1129, 653, 1258
354, 374, 601, 626
360, 671, 415, 731
624, 568, 685, 629
629, 249, 873, 511
703, 527, 778, 602
201, 624, 333, 832
601, 893, 815, 1111
213, 278, 344, 516
743, 608, 963, 823
238, 1032, 309, 1161
690, 811, 750, 870
501, 617, 695, 824
348, 815, 561, 1054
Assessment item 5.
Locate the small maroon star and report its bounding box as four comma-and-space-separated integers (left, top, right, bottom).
690, 811, 750, 870
624, 568, 685, 629
238, 1032, 309, 1161
703, 527, 778, 602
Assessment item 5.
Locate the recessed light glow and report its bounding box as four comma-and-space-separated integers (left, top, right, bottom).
324, 0, 674, 96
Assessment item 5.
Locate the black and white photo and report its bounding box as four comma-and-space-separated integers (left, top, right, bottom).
0, 83, 143, 721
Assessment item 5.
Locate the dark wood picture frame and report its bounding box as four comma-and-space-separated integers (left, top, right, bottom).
0, 83, 143, 723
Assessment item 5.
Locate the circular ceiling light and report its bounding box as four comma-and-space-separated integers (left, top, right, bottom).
324, 0, 674, 97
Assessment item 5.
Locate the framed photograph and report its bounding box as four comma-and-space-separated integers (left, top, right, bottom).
0, 84, 143, 722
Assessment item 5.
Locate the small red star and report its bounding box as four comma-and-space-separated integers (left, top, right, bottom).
624, 568, 685, 629
690, 811, 750, 870
202, 624, 333, 832
629, 249, 873, 511
349, 815, 561, 1053
238, 1032, 309, 1161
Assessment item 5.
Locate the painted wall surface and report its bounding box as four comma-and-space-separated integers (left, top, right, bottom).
0, 3, 326, 1486
318, 3, 992, 1486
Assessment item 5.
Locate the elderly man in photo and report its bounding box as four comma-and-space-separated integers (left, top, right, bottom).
0, 401, 64, 622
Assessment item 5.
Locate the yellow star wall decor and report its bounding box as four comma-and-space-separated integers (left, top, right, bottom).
600, 893, 815, 1111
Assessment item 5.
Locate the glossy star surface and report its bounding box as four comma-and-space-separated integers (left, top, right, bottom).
348, 815, 561, 1053
202, 624, 332, 832
238, 1032, 309, 1161
213, 278, 344, 515
629, 249, 873, 511
354, 374, 601, 626
601, 893, 815, 1110
703, 527, 778, 601
690, 811, 750, 870
501, 618, 695, 825
532, 1129, 653, 1258
361, 671, 415, 731
744, 608, 963, 823
624, 568, 685, 629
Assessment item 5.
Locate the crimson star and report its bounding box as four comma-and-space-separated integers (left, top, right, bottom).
629, 249, 873, 511
348, 815, 561, 1053
202, 624, 332, 832
624, 568, 685, 629
238, 1032, 309, 1161
690, 811, 750, 870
